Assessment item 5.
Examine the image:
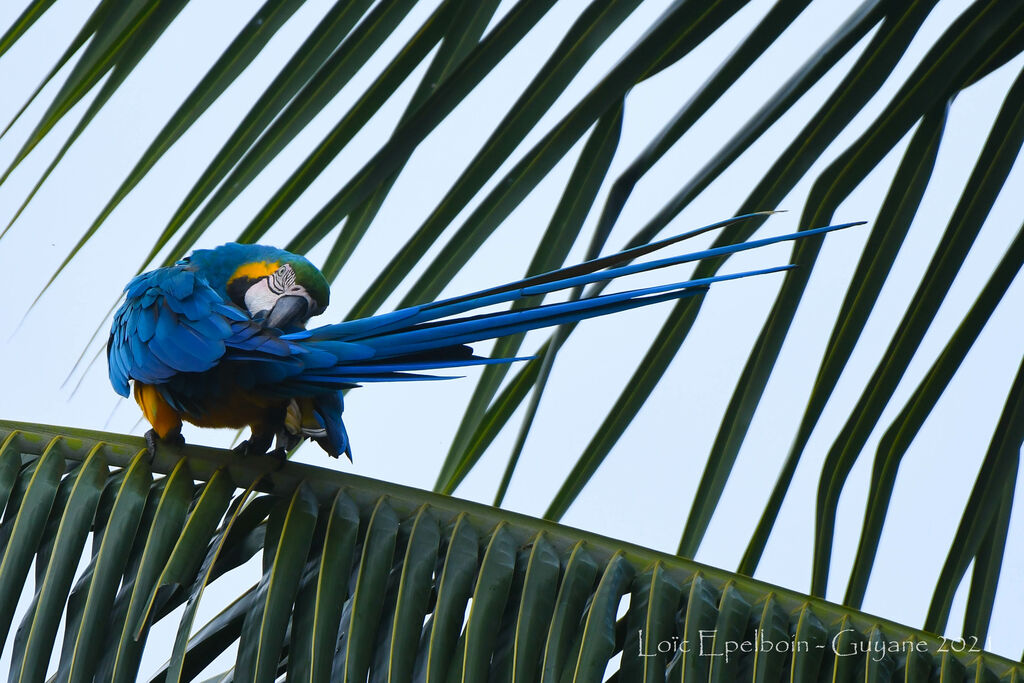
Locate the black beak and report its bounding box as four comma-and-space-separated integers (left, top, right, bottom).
265, 295, 309, 330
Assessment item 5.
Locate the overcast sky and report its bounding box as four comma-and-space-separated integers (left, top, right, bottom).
1, 0, 1022, 676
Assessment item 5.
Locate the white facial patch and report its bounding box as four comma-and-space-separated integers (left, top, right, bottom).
243, 263, 316, 321
243, 277, 277, 318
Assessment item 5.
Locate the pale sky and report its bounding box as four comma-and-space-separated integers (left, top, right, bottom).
1, 0, 1022, 676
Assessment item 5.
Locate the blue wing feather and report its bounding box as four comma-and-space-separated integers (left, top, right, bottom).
108, 266, 239, 392
165, 269, 195, 300
135, 305, 159, 342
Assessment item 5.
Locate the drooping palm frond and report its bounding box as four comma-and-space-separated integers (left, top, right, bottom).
1, 420, 1021, 682
2, 0, 1023, 665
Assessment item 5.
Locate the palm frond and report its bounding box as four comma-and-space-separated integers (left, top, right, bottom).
0, 420, 1020, 681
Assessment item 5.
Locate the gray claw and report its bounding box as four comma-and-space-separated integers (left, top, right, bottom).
144, 430, 184, 463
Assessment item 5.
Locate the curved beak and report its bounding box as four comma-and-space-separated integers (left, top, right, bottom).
265, 295, 309, 330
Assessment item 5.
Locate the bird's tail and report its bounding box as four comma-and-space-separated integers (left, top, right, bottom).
282, 214, 862, 383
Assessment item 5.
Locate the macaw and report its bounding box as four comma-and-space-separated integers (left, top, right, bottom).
108, 214, 857, 459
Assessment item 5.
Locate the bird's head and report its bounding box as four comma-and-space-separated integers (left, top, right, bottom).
186, 243, 330, 330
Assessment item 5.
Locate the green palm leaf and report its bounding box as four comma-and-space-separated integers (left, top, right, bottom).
0, 420, 1017, 681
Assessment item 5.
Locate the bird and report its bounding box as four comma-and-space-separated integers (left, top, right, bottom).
107, 214, 858, 460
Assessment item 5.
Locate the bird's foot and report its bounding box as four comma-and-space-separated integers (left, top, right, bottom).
265, 447, 289, 471
231, 440, 260, 458
275, 430, 303, 453
144, 430, 158, 459
144, 430, 185, 463
231, 433, 274, 458
231, 440, 287, 471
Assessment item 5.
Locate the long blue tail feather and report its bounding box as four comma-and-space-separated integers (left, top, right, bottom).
275, 219, 864, 387
174, 218, 863, 397
414, 211, 775, 311
281, 212, 766, 343
299, 374, 459, 383
327, 265, 786, 360
285, 219, 859, 347
316, 356, 535, 374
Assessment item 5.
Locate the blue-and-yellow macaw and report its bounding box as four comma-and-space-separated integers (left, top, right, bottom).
108, 215, 857, 459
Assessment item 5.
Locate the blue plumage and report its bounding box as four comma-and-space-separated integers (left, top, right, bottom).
108, 214, 860, 459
